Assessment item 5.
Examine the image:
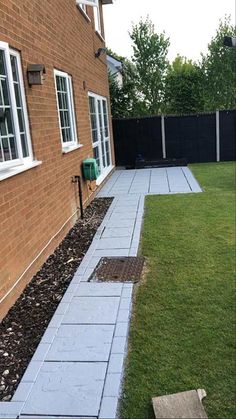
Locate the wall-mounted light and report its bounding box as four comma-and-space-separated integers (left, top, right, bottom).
95, 47, 107, 58
27, 64, 46, 86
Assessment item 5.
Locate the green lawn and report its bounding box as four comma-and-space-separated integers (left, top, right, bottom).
121, 162, 236, 419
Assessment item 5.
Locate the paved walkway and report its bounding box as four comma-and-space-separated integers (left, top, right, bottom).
0, 168, 202, 419
97, 167, 202, 197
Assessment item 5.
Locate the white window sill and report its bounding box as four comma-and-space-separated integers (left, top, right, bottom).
96, 165, 114, 186
62, 144, 83, 154
0, 160, 42, 182
77, 6, 91, 22
95, 30, 105, 43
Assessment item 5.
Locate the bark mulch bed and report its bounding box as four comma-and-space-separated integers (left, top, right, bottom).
0, 197, 112, 402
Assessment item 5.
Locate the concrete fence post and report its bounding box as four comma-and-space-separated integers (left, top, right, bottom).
161, 115, 166, 159
216, 110, 220, 162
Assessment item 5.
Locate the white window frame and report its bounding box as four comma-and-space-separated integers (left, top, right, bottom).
78, 2, 89, 18
0, 41, 33, 171
93, 1, 102, 34
54, 69, 78, 150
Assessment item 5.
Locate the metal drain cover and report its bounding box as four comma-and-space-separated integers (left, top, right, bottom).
89, 257, 145, 282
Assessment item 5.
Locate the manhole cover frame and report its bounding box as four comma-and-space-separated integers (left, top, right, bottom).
89, 256, 145, 283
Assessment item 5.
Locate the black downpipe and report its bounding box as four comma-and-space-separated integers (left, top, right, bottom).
72, 176, 84, 219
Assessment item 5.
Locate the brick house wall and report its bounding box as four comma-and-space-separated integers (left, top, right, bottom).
0, 0, 115, 319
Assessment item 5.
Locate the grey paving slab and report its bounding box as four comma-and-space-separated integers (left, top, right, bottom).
0, 402, 23, 418
117, 309, 131, 323
105, 218, 135, 228
102, 227, 133, 238
108, 354, 124, 374
21, 362, 107, 417
75, 282, 123, 297
121, 286, 133, 298
62, 296, 120, 324
129, 247, 138, 256
111, 336, 127, 354
12, 382, 33, 402
45, 324, 114, 361
103, 373, 122, 397
115, 321, 129, 337
182, 166, 202, 192
30, 343, 50, 362
21, 361, 42, 383
99, 396, 119, 419
167, 167, 191, 193
97, 237, 132, 249
93, 248, 130, 257
119, 297, 132, 310
47, 314, 63, 328
41, 327, 58, 344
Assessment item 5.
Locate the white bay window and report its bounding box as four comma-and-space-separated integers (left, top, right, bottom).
0, 41, 32, 171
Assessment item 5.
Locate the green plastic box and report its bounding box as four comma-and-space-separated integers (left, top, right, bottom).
82, 158, 100, 181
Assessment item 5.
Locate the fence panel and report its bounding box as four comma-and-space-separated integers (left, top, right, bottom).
219, 110, 236, 161
113, 116, 162, 167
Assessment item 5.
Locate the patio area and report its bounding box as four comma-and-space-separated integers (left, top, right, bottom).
0, 167, 202, 419
97, 167, 202, 197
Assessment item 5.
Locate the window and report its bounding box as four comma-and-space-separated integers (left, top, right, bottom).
0, 42, 32, 170
88, 92, 111, 179
54, 70, 78, 149
94, 1, 101, 34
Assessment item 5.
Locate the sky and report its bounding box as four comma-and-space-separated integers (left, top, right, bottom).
103, 0, 236, 63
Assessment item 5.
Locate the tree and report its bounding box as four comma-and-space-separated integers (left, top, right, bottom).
108, 57, 141, 118
130, 17, 170, 115
201, 16, 236, 111
164, 55, 204, 114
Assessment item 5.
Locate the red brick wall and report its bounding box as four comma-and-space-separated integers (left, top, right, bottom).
0, 0, 115, 319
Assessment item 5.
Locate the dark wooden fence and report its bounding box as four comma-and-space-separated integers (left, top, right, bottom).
112, 110, 236, 167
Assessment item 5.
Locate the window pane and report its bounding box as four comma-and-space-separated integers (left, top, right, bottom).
60, 111, 65, 128
1, 79, 10, 106
91, 114, 97, 130
5, 108, 14, 134
10, 136, 18, 159
0, 144, 3, 162
0, 50, 6, 76
89, 96, 95, 114
102, 100, 109, 137
60, 77, 66, 92
2, 137, 11, 161
93, 146, 100, 170
10, 55, 17, 82
20, 133, 28, 157
62, 128, 67, 143
14, 83, 21, 107
17, 108, 24, 132
105, 141, 110, 166
0, 114, 7, 136
64, 110, 70, 127
56, 75, 61, 91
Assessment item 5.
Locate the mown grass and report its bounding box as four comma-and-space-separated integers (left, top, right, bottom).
121, 162, 236, 419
